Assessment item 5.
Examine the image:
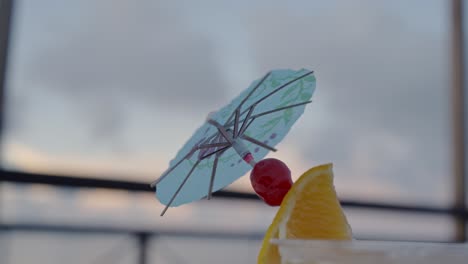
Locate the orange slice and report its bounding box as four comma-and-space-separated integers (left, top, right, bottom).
257, 163, 352, 264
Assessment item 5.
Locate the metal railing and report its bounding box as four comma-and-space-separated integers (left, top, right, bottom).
1, 169, 468, 218
0, 222, 265, 264
1, 169, 467, 263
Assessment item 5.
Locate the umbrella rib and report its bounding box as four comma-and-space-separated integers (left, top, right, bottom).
160, 159, 201, 216
241, 135, 277, 152
239, 117, 256, 136
253, 71, 314, 107
200, 145, 230, 159
207, 154, 219, 200
202, 133, 219, 145
157, 71, 314, 171
238, 106, 255, 136
233, 108, 240, 138
207, 119, 233, 143
198, 142, 230, 149
225, 71, 271, 126
238, 71, 271, 109
251, 100, 312, 119
150, 152, 191, 188
150, 142, 228, 187
193, 71, 314, 158
206, 147, 229, 200
237, 71, 313, 120
233, 100, 312, 136
226, 71, 312, 129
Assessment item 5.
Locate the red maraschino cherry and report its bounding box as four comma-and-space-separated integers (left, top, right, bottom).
250, 158, 292, 206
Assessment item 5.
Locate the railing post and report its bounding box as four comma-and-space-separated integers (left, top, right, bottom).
0, 0, 13, 138
452, 0, 467, 242
0, 0, 14, 246
137, 233, 149, 264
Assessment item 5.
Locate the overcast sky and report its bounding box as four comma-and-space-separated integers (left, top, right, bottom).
0, 0, 461, 263
3, 0, 454, 206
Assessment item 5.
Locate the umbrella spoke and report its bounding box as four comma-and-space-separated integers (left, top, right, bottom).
238, 105, 255, 136
207, 119, 233, 143
150, 141, 228, 187
233, 108, 240, 138
238, 71, 271, 109
239, 117, 256, 136
233, 100, 312, 136
161, 159, 201, 216
241, 135, 277, 152
225, 71, 271, 126
226, 100, 312, 133
207, 146, 230, 200
201, 145, 230, 159
224, 71, 313, 129
198, 142, 230, 149
150, 152, 191, 188
207, 155, 219, 200
219, 72, 313, 142
250, 71, 313, 107
251, 100, 312, 119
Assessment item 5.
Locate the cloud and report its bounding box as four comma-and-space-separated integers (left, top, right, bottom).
26, 0, 228, 110
245, 0, 451, 204
12, 0, 227, 146
4, 0, 451, 205
2, 91, 29, 134
2, 140, 165, 181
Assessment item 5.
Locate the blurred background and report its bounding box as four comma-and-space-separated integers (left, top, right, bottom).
0, 0, 468, 263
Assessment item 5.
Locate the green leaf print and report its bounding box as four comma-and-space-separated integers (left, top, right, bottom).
283, 108, 293, 124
